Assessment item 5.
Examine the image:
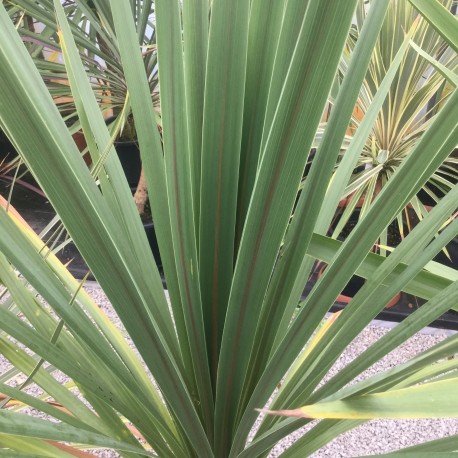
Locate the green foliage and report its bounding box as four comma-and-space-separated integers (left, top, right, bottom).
0, 0, 457, 456
323, 0, 458, 242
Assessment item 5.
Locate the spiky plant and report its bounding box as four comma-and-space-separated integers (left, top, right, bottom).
329, 0, 457, 245
0, 1, 457, 457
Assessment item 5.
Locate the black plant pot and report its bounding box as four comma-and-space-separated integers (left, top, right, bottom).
0, 178, 163, 281
302, 208, 458, 330
144, 222, 162, 270
0, 128, 17, 162
372, 293, 458, 331
114, 140, 142, 188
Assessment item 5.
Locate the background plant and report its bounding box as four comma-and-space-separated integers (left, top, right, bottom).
325, 0, 458, 247
0, 1, 457, 457
2, 0, 159, 213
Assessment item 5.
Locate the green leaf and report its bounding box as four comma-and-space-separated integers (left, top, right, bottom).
0, 410, 152, 456
241, 0, 391, 427
409, 0, 458, 53
263, 379, 458, 419
182, 0, 208, 236
306, 233, 455, 301
381, 435, 458, 455
236, 0, 287, 242
266, 2, 409, 354
0, 433, 73, 458
154, 0, 214, 441
109, 0, 195, 398
239, 85, 458, 454
271, 187, 458, 415
198, 0, 251, 391
409, 39, 458, 87
1, 1, 458, 456
216, 2, 359, 453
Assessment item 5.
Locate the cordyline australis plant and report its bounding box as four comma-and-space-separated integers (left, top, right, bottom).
0, 0, 457, 456
329, 0, 458, 243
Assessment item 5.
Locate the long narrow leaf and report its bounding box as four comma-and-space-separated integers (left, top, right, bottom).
154, 0, 214, 441
264, 379, 458, 419
409, 0, 458, 52
217, 2, 358, 454
0, 410, 151, 456
198, 0, 251, 389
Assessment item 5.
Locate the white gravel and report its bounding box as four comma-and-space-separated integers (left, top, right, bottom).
1, 281, 456, 457
268, 323, 458, 457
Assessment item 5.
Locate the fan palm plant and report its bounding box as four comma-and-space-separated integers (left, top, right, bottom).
0, 1, 457, 457
3, 0, 159, 212
5, 0, 158, 119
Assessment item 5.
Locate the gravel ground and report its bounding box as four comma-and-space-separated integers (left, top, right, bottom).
268, 323, 458, 457
1, 282, 457, 457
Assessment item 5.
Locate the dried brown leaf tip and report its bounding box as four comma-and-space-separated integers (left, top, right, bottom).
256, 408, 311, 418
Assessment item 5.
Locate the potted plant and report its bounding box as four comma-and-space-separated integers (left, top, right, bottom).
0, 0, 457, 456
302, 0, 458, 327
3, 0, 162, 270
5, 0, 159, 203
333, 0, 457, 234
